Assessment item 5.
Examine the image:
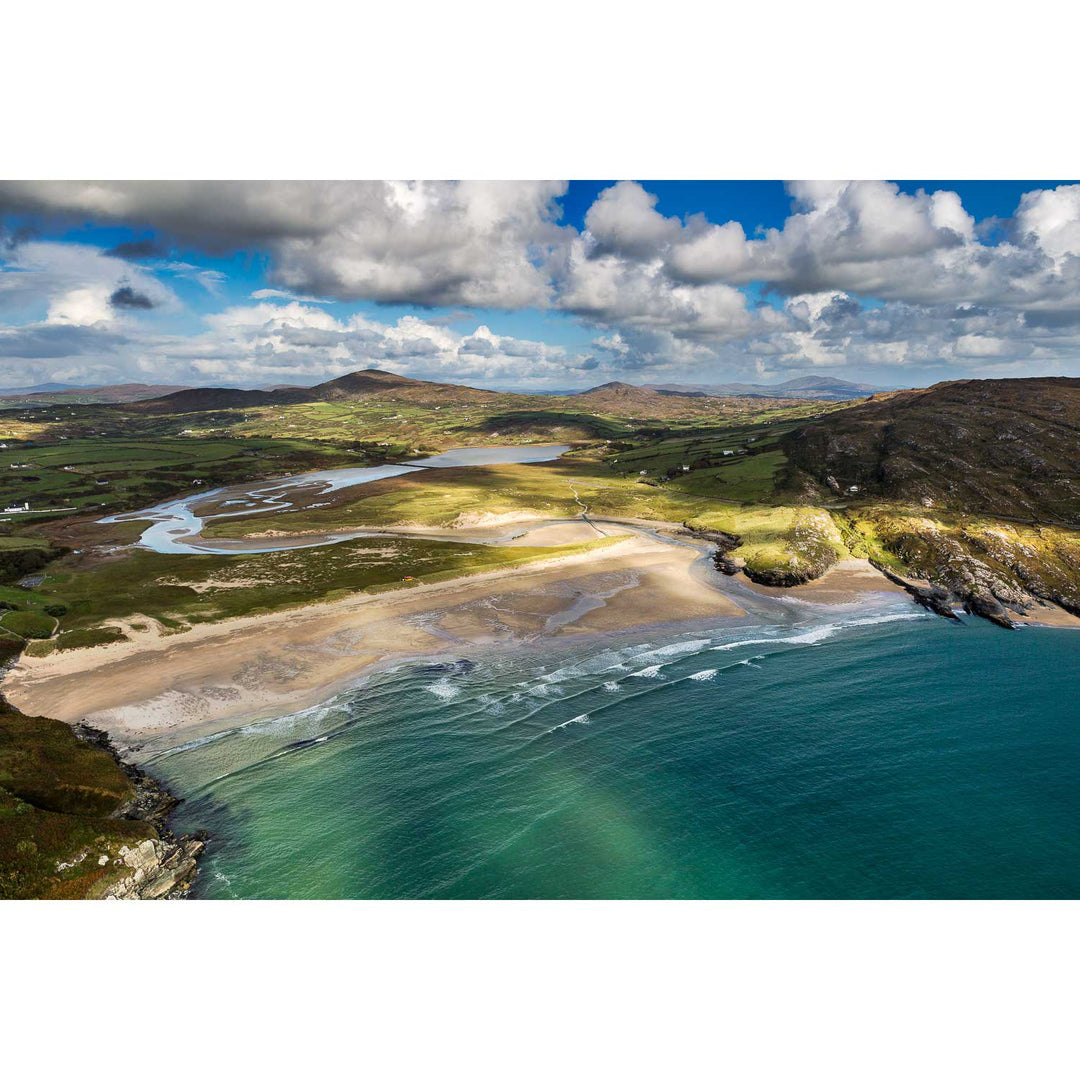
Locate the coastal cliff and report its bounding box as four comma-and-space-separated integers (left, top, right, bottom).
0, 702, 203, 899
779, 378, 1080, 628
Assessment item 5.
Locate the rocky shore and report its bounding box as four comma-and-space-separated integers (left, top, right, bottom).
687, 503, 1080, 630
685, 524, 841, 588
73, 723, 205, 899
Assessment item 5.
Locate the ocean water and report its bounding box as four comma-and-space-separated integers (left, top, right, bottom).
155, 597, 1080, 899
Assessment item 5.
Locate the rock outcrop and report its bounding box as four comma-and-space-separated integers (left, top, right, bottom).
679, 527, 744, 575
74, 724, 206, 899
101, 836, 205, 900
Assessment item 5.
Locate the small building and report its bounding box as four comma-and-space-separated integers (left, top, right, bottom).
3, 501, 29, 513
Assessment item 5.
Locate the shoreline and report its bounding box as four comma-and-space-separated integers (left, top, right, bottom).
3, 530, 748, 746
7, 526, 1075, 750
72, 722, 206, 898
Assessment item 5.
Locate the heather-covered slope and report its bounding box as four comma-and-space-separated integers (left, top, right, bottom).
0, 703, 202, 898
783, 377, 1080, 525
783, 377, 1080, 627
124, 368, 503, 414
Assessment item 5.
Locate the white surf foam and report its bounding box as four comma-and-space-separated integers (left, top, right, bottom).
711, 611, 926, 655
545, 713, 590, 735
426, 678, 460, 701
644, 638, 712, 659
711, 625, 839, 651
629, 664, 665, 679
688, 668, 717, 681
844, 612, 928, 627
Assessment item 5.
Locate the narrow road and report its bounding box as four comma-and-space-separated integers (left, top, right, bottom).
567, 482, 607, 535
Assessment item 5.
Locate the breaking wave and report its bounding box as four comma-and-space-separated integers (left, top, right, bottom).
426, 678, 461, 701
544, 713, 590, 735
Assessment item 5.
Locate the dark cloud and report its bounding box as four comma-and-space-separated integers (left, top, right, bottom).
104, 238, 165, 260
109, 286, 156, 310
0, 323, 127, 359
1022, 309, 1080, 329
819, 294, 862, 322
0, 181, 569, 309
459, 336, 497, 356
0, 221, 41, 252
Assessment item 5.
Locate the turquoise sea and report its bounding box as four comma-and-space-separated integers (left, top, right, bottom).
149, 584, 1080, 900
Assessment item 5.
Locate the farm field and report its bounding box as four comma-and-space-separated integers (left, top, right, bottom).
0, 436, 365, 519
0, 385, 863, 654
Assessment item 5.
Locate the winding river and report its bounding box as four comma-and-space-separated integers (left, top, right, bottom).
102, 444, 571, 555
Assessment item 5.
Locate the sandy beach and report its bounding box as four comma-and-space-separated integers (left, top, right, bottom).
3, 531, 746, 744
738, 558, 912, 604
9, 519, 1072, 748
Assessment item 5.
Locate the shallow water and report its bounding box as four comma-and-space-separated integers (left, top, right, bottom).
155, 595, 1080, 899
102, 443, 570, 554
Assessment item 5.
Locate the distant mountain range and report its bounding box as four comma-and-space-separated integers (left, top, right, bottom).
1, 370, 888, 415
643, 376, 889, 400
0, 382, 193, 406
572, 381, 712, 405
0, 382, 79, 395
126, 369, 502, 413
126, 370, 854, 417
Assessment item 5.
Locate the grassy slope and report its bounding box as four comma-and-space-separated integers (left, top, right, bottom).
780, 378, 1080, 619
783, 377, 1080, 525
0, 703, 154, 899
6, 375, 1079, 899
14, 533, 625, 653
0, 435, 364, 519
834, 505, 1080, 616
203, 456, 846, 586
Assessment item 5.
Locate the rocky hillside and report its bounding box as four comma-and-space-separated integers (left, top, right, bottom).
780, 377, 1080, 628
0, 704, 202, 899
783, 377, 1080, 525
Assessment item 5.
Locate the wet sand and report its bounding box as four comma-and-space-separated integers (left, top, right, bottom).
736, 558, 910, 604
3, 534, 743, 745
1012, 604, 1080, 629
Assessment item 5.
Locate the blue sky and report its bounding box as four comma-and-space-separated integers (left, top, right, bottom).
2, 179, 1080, 391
